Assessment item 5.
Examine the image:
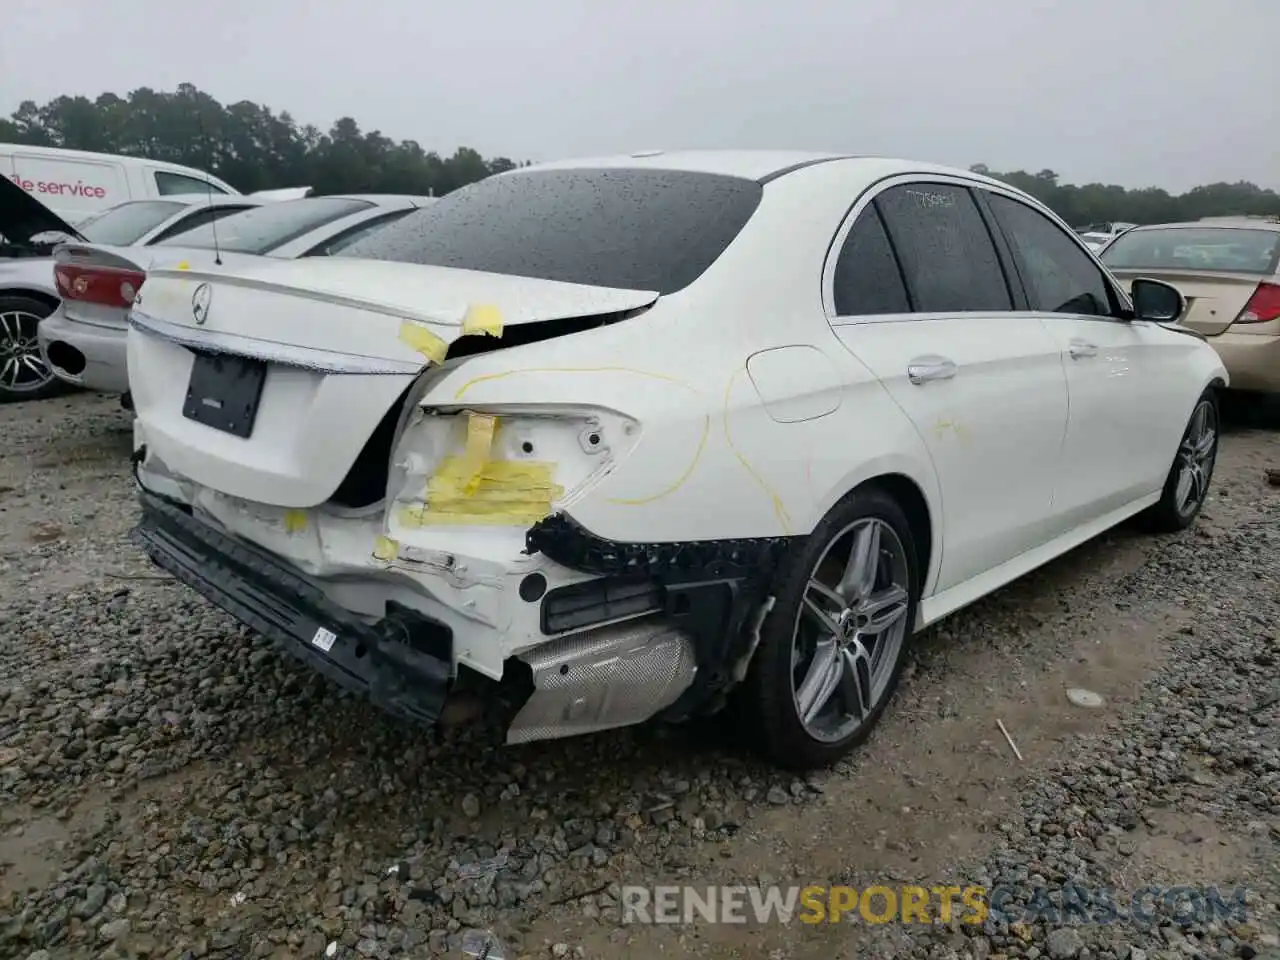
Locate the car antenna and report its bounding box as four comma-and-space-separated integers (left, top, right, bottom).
195, 111, 223, 265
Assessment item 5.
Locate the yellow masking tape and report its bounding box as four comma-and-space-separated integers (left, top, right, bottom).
373, 535, 399, 561
461, 303, 504, 338
176, 261, 190, 271
283, 510, 307, 533
398, 321, 449, 364
458, 413, 497, 495
397, 458, 562, 527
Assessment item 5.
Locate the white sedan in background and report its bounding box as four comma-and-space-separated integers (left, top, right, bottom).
39, 194, 433, 403
126, 151, 1225, 771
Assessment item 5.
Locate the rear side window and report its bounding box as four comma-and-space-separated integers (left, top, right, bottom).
155, 171, 230, 196
1101, 227, 1280, 274
832, 207, 910, 315
145, 204, 254, 245
153, 197, 374, 254
79, 201, 188, 246
336, 168, 763, 294
875, 184, 1012, 312
986, 193, 1115, 316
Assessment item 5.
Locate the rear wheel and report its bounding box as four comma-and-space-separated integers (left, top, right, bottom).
743, 487, 919, 771
0, 295, 66, 404
1139, 387, 1220, 533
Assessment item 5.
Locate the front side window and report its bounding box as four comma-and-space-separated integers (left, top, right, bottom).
78, 201, 187, 246
335, 168, 764, 295
874, 183, 1012, 313
155, 171, 230, 196
986, 193, 1115, 316
832, 206, 910, 316
153, 197, 375, 254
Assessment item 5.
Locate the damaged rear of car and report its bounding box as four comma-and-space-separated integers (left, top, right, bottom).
128, 163, 774, 748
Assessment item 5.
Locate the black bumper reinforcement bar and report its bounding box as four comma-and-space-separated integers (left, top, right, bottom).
131, 490, 453, 725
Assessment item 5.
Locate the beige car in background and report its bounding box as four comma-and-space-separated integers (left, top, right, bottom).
1100, 218, 1280, 395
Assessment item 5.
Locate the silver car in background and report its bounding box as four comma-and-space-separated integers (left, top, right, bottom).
0, 186, 275, 401
39, 195, 434, 404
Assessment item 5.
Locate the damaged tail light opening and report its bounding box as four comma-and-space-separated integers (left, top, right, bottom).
1235, 281, 1280, 324
54, 263, 146, 309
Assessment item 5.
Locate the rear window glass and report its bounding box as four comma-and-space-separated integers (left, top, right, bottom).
154, 197, 374, 254
1101, 227, 1280, 274
335, 168, 764, 294
79, 201, 187, 246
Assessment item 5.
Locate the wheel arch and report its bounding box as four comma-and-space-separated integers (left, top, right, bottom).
853, 472, 934, 596
0, 287, 60, 312
807, 450, 943, 600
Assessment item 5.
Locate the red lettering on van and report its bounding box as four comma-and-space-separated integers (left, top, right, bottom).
9, 173, 109, 199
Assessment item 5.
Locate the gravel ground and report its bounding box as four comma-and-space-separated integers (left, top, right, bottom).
0, 392, 1277, 960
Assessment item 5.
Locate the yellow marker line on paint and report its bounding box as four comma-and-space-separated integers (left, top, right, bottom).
722, 369, 793, 534
605, 412, 710, 506
452, 365, 698, 401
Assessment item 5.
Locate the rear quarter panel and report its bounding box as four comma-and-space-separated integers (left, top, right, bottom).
421, 160, 940, 573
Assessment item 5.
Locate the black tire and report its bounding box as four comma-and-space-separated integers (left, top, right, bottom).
742, 485, 921, 771
1138, 386, 1220, 534
0, 294, 69, 404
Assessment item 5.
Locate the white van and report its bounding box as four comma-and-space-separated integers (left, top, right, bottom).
0, 144, 241, 225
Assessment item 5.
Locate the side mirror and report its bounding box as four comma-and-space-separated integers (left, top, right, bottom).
1130, 278, 1184, 323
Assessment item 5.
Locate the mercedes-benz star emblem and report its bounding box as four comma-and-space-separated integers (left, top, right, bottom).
191, 283, 212, 325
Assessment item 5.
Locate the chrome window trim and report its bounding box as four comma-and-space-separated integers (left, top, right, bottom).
821, 172, 1134, 325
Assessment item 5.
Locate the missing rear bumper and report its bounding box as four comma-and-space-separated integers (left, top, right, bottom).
131, 491, 453, 725
525, 511, 797, 718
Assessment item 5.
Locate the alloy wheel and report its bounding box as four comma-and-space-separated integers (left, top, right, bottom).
1174, 398, 1217, 516
790, 517, 911, 743
0, 309, 55, 395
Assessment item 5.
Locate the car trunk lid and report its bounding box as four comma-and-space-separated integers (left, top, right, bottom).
1, 174, 86, 256
1108, 267, 1267, 336
128, 258, 658, 507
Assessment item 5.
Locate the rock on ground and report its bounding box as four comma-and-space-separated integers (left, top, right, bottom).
0, 394, 1276, 959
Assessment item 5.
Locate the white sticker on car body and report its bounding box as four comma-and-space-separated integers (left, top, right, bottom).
311, 627, 337, 652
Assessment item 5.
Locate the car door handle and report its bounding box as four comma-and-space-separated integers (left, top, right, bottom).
1068, 340, 1098, 359
907, 356, 958, 384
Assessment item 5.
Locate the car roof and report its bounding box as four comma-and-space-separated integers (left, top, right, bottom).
0, 143, 229, 179
511, 150, 1020, 189
327, 194, 437, 207
122, 194, 272, 210
515, 150, 855, 182
1125, 219, 1280, 234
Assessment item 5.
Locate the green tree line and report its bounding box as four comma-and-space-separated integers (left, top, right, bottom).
4, 84, 1278, 224
0, 83, 523, 197
969, 165, 1280, 228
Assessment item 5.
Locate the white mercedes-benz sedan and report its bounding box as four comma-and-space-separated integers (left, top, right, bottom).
125, 151, 1227, 770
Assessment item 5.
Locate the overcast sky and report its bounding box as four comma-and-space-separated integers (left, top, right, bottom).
3, 0, 1276, 192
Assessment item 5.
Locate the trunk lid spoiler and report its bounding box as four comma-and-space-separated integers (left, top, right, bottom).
133, 258, 659, 367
